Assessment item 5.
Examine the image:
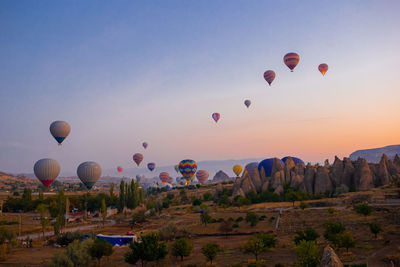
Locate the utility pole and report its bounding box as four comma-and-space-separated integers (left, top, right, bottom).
19, 214, 22, 237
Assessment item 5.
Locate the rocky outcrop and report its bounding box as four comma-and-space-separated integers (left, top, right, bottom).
212, 170, 233, 183
320, 246, 343, 267
232, 154, 400, 197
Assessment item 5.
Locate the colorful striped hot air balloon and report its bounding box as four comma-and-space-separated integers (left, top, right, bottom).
117, 166, 123, 174
244, 100, 251, 108
178, 159, 198, 184
133, 153, 143, 166
159, 172, 170, 184
233, 165, 243, 177
318, 63, 328, 76
50, 121, 71, 145
263, 70, 276, 86
168, 176, 174, 184
212, 113, 220, 123
142, 142, 148, 149
196, 170, 209, 184
283, 52, 300, 72
77, 161, 102, 190
34, 158, 60, 188
147, 162, 156, 171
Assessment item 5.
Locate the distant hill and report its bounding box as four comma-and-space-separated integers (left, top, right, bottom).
0, 172, 39, 191
350, 145, 400, 163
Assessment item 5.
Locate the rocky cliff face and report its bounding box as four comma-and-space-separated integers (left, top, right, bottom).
211, 170, 234, 183
320, 246, 343, 267
232, 154, 399, 196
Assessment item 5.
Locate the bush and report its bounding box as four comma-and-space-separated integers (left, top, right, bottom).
236, 216, 243, 222
233, 222, 239, 228
323, 222, 345, 244
201, 242, 220, 264
56, 231, 85, 247
368, 222, 382, 238
295, 240, 320, 267
241, 233, 275, 261
192, 198, 202, 206
203, 192, 213, 201
125, 233, 167, 266
159, 221, 178, 241
245, 212, 259, 227
171, 238, 194, 261
131, 210, 147, 225
336, 231, 355, 252
327, 207, 334, 214
294, 228, 320, 245
299, 201, 308, 210
88, 239, 113, 265
354, 203, 373, 216
64, 238, 94, 266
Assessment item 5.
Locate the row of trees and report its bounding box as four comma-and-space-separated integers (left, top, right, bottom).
118, 180, 145, 213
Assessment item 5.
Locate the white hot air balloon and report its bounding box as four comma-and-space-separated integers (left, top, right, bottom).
50, 121, 71, 145
34, 158, 61, 188
77, 161, 102, 190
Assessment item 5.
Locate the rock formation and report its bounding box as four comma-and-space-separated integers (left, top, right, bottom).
211, 170, 233, 183
232, 154, 400, 197
320, 246, 343, 267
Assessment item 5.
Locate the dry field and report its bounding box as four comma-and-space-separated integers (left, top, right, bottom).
2, 187, 400, 266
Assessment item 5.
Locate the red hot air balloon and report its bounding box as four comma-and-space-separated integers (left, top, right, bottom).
283, 52, 300, 72
212, 113, 220, 123
244, 100, 251, 108
159, 172, 170, 184
263, 70, 276, 86
318, 63, 328, 76
133, 153, 143, 166
117, 166, 123, 174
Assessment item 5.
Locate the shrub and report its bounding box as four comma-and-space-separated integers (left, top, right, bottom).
88, 239, 113, 265
192, 198, 202, 206
203, 192, 213, 201
56, 231, 85, 247
241, 233, 275, 261
295, 240, 320, 267
171, 238, 194, 261
201, 242, 220, 264
236, 216, 243, 222
245, 212, 259, 227
327, 207, 334, 214
125, 233, 168, 266
131, 210, 147, 225
323, 222, 345, 244
159, 221, 178, 241
294, 228, 320, 245
232, 222, 239, 228
65, 238, 94, 266
336, 231, 355, 252
200, 211, 212, 226
368, 222, 382, 238
299, 201, 308, 210
354, 203, 373, 216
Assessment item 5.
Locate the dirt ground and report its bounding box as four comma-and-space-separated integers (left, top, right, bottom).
2, 187, 400, 266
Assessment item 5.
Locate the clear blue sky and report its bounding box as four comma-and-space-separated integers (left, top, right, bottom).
1, 0, 400, 175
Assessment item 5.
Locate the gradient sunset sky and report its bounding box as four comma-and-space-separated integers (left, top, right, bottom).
1, 0, 399, 174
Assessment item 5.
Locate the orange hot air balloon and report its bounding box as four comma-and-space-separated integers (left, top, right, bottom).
318, 63, 328, 76
117, 166, 123, 174
283, 52, 300, 72
263, 70, 275, 86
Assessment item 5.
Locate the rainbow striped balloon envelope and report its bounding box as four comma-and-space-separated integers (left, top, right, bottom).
196, 170, 209, 184
133, 153, 143, 166
178, 159, 198, 181
263, 70, 276, 86
159, 172, 170, 184
283, 52, 300, 72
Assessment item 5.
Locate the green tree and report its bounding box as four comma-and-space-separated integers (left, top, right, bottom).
119, 181, 125, 213
336, 231, 355, 252
101, 198, 107, 226
171, 238, 194, 261
294, 228, 320, 245
241, 233, 271, 261
368, 222, 382, 238
245, 212, 259, 227
258, 233, 277, 249
65, 238, 94, 266
295, 240, 320, 267
36, 204, 49, 240
0, 226, 15, 244
354, 203, 373, 216
88, 239, 113, 266
125, 233, 168, 267
201, 242, 220, 265
323, 222, 345, 245
158, 221, 178, 241
22, 188, 32, 212
299, 201, 308, 210
200, 211, 211, 226
203, 192, 213, 201
285, 190, 300, 207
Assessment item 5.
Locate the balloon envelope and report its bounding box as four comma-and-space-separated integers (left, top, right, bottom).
159, 172, 170, 184
212, 113, 220, 123
117, 166, 123, 174
142, 142, 148, 149
147, 162, 156, 171
50, 121, 70, 145
244, 100, 251, 108
244, 162, 259, 177
196, 170, 209, 184
281, 156, 305, 166
34, 158, 60, 187
258, 158, 285, 177
133, 153, 143, 166
179, 159, 198, 182
174, 165, 179, 173
233, 165, 243, 177
263, 70, 276, 85
318, 63, 328, 75
77, 161, 102, 190
283, 53, 300, 72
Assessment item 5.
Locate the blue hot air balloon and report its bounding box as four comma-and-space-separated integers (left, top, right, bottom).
258, 158, 285, 177
281, 156, 305, 166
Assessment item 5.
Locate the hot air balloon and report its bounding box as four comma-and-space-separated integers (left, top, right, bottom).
168, 176, 174, 184
281, 156, 305, 166
117, 166, 123, 174
147, 162, 156, 171
263, 70, 276, 86
233, 165, 243, 177
283, 52, 300, 72
212, 113, 220, 123
34, 158, 60, 188
196, 170, 209, 184
244, 100, 251, 108
77, 161, 102, 190
258, 158, 285, 178
133, 153, 143, 166
244, 162, 259, 177
50, 121, 71, 145
143, 142, 148, 149
174, 165, 179, 173
159, 172, 170, 184
178, 159, 198, 184
318, 64, 328, 76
